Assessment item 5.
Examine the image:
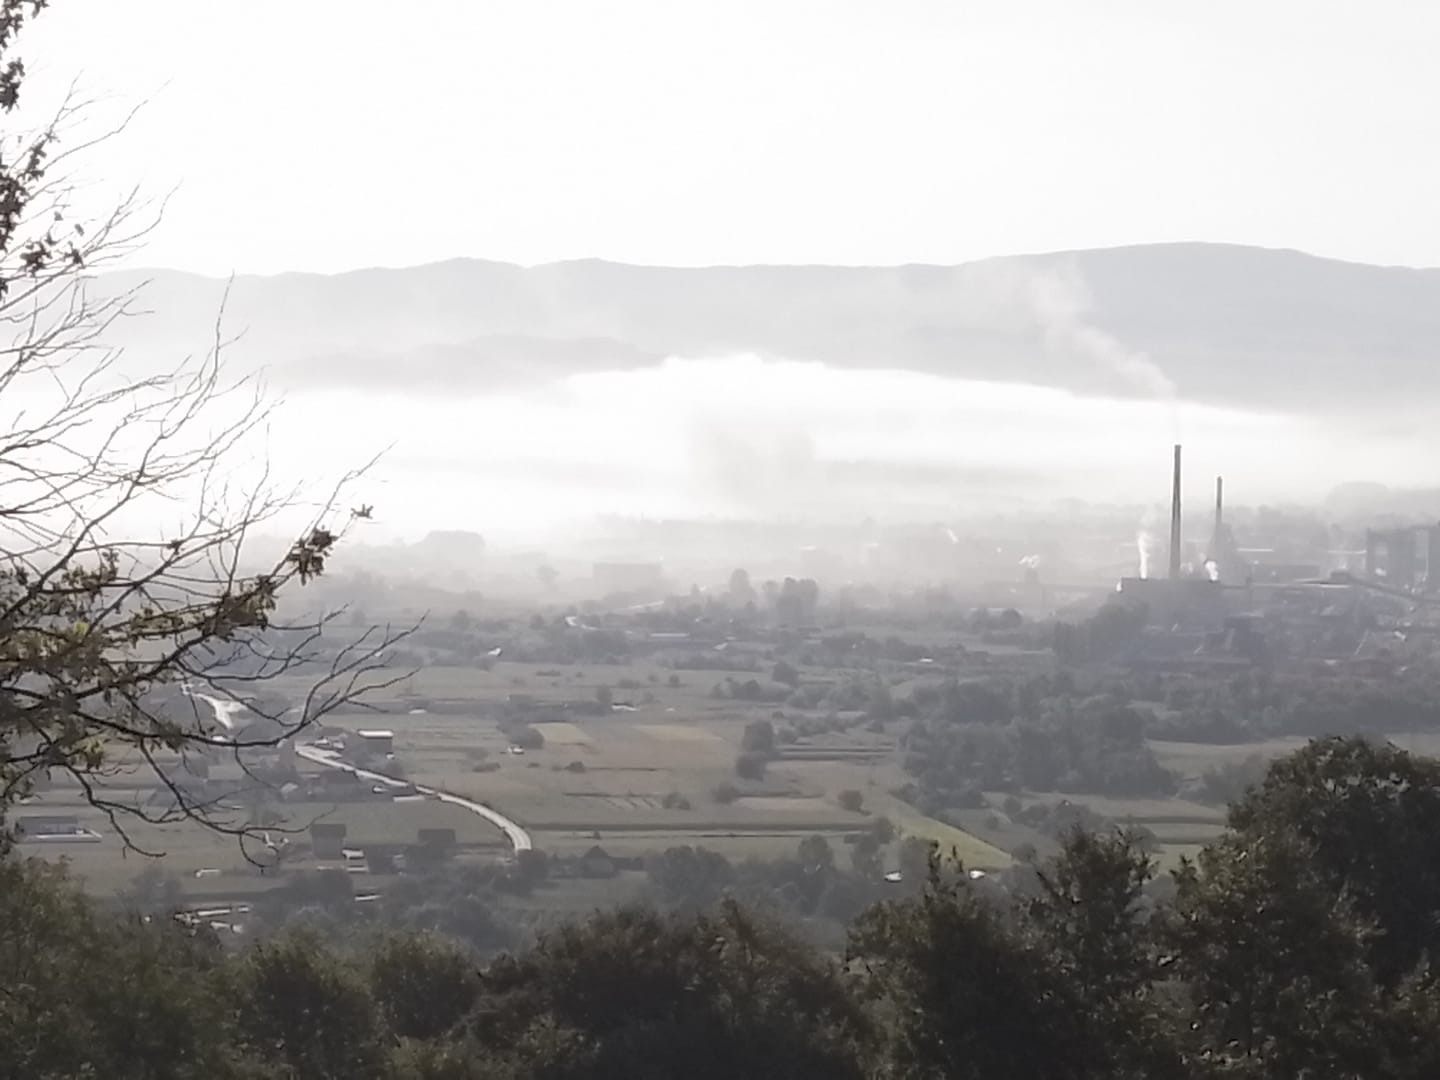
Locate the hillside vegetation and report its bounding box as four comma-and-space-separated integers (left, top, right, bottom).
7, 737, 1440, 1078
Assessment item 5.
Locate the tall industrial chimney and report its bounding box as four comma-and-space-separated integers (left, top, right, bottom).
1168, 444, 1183, 580
1211, 476, 1224, 560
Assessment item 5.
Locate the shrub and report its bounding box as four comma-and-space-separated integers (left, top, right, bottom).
509, 726, 544, 751
772, 660, 801, 687
712, 782, 740, 804
741, 720, 776, 755
837, 789, 865, 813
735, 752, 768, 781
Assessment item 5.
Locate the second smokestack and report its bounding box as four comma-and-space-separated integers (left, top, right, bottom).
1169, 444, 1183, 580
1212, 475, 1224, 560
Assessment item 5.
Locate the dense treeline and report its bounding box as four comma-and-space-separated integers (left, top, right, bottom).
5, 736, 1440, 1078
1147, 667, 1440, 741
896, 654, 1440, 815
899, 671, 1176, 810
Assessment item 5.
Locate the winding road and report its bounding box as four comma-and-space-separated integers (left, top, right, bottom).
295, 743, 533, 853
184, 687, 534, 855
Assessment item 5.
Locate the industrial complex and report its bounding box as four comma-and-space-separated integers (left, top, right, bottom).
1103, 445, 1440, 673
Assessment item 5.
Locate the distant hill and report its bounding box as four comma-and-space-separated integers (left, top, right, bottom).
96, 243, 1440, 412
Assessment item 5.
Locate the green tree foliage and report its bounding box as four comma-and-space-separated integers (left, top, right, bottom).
9, 732, 1440, 1077
1226, 736, 1440, 985
466, 902, 868, 1080
849, 854, 1095, 1079
727, 567, 756, 605
0, 856, 265, 1079
645, 844, 736, 910
235, 929, 390, 1079
1164, 737, 1440, 1077
772, 659, 801, 687
900, 675, 1175, 813
1195, 753, 1269, 807
740, 718, 775, 754
1053, 602, 1148, 664
370, 930, 480, 1041
774, 577, 820, 625
1168, 832, 1382, 1076
850, 832, 884, 878
1023, 829, 1182, 1077
734, 750, 768, 780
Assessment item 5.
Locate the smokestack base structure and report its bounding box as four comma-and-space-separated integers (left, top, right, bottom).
1169, 444, 1183, 580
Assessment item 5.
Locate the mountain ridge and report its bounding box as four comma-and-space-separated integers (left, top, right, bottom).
116, 241, 1440, 279
94, 242, 1440, 413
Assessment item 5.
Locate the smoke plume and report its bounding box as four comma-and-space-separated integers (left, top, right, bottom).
1027, 267, 1178, 401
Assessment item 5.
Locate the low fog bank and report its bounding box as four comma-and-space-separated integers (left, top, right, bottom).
81, 245, 1440, 599
265, 352, 1440, 543
225, 350, 1440, 612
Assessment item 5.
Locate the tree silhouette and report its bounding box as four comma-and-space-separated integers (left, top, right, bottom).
0, 3, 410, 851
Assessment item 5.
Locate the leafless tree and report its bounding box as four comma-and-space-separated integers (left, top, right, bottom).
0, 1, 412, 856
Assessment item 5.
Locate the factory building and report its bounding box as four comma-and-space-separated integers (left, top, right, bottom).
1115, 445, 1229, 630
1366, 525, 1440, 593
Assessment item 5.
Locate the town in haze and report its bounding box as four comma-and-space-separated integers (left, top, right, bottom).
7, 3, 1440, 1078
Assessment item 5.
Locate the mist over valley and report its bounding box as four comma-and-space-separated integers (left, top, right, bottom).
97, 242, 1440, 549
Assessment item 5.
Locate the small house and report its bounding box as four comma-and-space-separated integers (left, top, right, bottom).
15, 815, 101, 844
357, 729, 395, 756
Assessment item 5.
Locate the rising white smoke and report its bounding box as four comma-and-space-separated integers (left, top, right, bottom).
1027, 266, 1178, 402
1136, 529, 1156, 579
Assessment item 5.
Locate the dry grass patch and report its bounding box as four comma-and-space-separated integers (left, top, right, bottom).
532, 722, 592, 745
633, 724, 723, 744
736, 796, 827, 813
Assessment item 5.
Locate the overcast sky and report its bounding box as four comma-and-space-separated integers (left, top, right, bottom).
23, 0, 1440, 276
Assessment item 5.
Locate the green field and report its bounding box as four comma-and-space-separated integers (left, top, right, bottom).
37, 657, 1394, 905
20, 656, 1012, 903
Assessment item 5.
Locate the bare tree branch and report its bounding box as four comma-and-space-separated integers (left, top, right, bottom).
0, 7, 415, 855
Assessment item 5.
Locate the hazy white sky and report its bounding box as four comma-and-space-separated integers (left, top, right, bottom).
23, 0, 1440, 275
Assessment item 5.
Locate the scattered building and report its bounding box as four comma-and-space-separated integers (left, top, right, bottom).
356, 729, 395, 756
1366, 524, 1440, 592
15, 815, 102, 843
